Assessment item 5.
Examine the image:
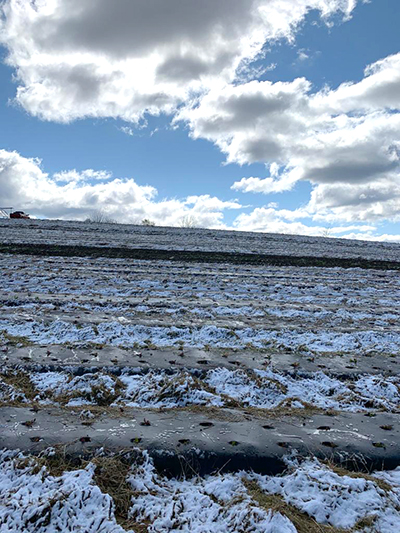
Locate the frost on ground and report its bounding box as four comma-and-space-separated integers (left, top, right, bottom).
1, 253, 400, 530
251, 457, 400, 532
0, 450, 127, 533
1, 448, 400, 532
2, 218, 400, 262
1, 366, 399, 413
2, 255, 400, 357
2, 319, 400, 355
0, 377, 27, 405
1, 256, 400, 352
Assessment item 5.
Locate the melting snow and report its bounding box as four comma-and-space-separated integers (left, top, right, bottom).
4, 366, 399, 413
2, 449, 400, 532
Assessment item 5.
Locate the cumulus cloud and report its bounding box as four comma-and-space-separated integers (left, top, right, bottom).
232, 164, 301, 194
2, 147, 399, 241
2, 0, 399, 239
179, 53, 400, 224
53, 169, 113, 183
313, 53, 400, 113
233, 206, 377, 238
308, 176, 400, 222
0, 0, 358, 122
0, 149, 241, 227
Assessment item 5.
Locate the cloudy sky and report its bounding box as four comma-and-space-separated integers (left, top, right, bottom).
0, 0, 399, 240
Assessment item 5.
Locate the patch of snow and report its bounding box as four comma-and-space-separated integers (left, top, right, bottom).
4, 366, 400, 412
119, 371, 223, 408
0, 450, 129, 533
3, 447, 400, 532
253, 458, 400, 530
2, 318, 400, 354
128, 451, 296, 533
0, 377, 27, 404
30, 371, 116, 405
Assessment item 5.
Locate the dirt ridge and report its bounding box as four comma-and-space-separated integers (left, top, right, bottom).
1, 242, 400, 270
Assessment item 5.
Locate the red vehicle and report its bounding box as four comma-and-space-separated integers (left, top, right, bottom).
10, 211, 30, 219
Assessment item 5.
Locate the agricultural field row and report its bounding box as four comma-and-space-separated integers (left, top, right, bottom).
1, 218, 400, 261
1, 249, 400, 531
1, 255, 400, 355
2, 448, 400, 532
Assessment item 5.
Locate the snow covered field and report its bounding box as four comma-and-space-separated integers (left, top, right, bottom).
1, 245, 399, 531
1, 218, 400, 261
2, 448, 400, 532
1, 365, 399, 413
1, 255, 400, 355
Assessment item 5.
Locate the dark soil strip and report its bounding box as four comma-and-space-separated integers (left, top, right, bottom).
0, 242, 400, 270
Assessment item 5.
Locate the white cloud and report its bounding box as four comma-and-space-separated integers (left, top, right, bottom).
297, 49, 310, 62
313, 52, 400, 113
179, 53, 400, 224
119, 126, 135, 137
177, 77, 313, 165
308, 175, 400, 222
2, 0, 399, 238
233, 206, 380, 239
336, 232, 400, 243
232, 165, 301, 194
2, 147, 399, 242
0, 149, 241, 227
0, 0, 358, 122
53, 169, 113, 183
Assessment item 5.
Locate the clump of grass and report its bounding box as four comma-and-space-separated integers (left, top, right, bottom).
90, 450, 154, 531
244, 479, 346, 533
156, 374, 216, 405
16, 448, 150, 531
91, 454, 139, 528
15, 446, 150, 533
85, 379, 125, 407
143, 339, 157, 350
352, 515, 378, 531
1, 370, 38, 401
1, 331, 32, 347
14, 446, 83, 478
325, 462, 392, 494
54, 375, 126, 407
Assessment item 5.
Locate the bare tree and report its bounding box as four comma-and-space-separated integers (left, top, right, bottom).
320, 226, 333, 238
179, 214, 198, 228
85, 210, 118, 224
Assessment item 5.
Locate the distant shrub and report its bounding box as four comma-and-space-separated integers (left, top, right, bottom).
141, 218, 156, 226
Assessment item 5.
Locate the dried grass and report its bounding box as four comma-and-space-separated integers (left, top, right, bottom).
1, 370, 38, 401
16, 448, 150, 532
0, 332, 32, 347
244, 479, 346, 533
90, 451, 153, 532
325, 462, 392, 494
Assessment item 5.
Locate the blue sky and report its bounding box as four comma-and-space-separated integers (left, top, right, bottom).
0, 0, 399, 240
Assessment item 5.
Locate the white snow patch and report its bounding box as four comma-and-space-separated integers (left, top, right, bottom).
253, 458, 400, 530
2, 449, 400, 532
0, 450, 128, 533
4, 366, 400, 412
128, 451, 296, 533
2, 319, 400, 354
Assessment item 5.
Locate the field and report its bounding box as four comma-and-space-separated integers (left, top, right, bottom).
1, 221, 400, 532
1, 218, 400, 261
